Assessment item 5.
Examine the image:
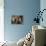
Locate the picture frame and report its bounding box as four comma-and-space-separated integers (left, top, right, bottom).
11, 15, 23, 24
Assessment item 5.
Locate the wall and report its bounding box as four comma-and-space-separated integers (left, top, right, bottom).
0, 0, 4, 42
4, 0, 40, 42
40, 0, 46, 45
40, 0, 46, 26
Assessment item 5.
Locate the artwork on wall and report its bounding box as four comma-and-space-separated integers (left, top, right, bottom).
11, 15, 23, 24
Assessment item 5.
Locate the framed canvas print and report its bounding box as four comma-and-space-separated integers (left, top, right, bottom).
11, 15, 23, 24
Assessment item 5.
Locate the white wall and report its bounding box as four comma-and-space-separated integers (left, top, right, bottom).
40, 0, 46, 45
40, 0, 46, 26
0, 0, 4, 42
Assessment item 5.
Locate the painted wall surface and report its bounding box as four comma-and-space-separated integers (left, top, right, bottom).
0, 0, 4, 42
40, 0, 46, 26
4, 0, 40, 42
40, 0, 46, 45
